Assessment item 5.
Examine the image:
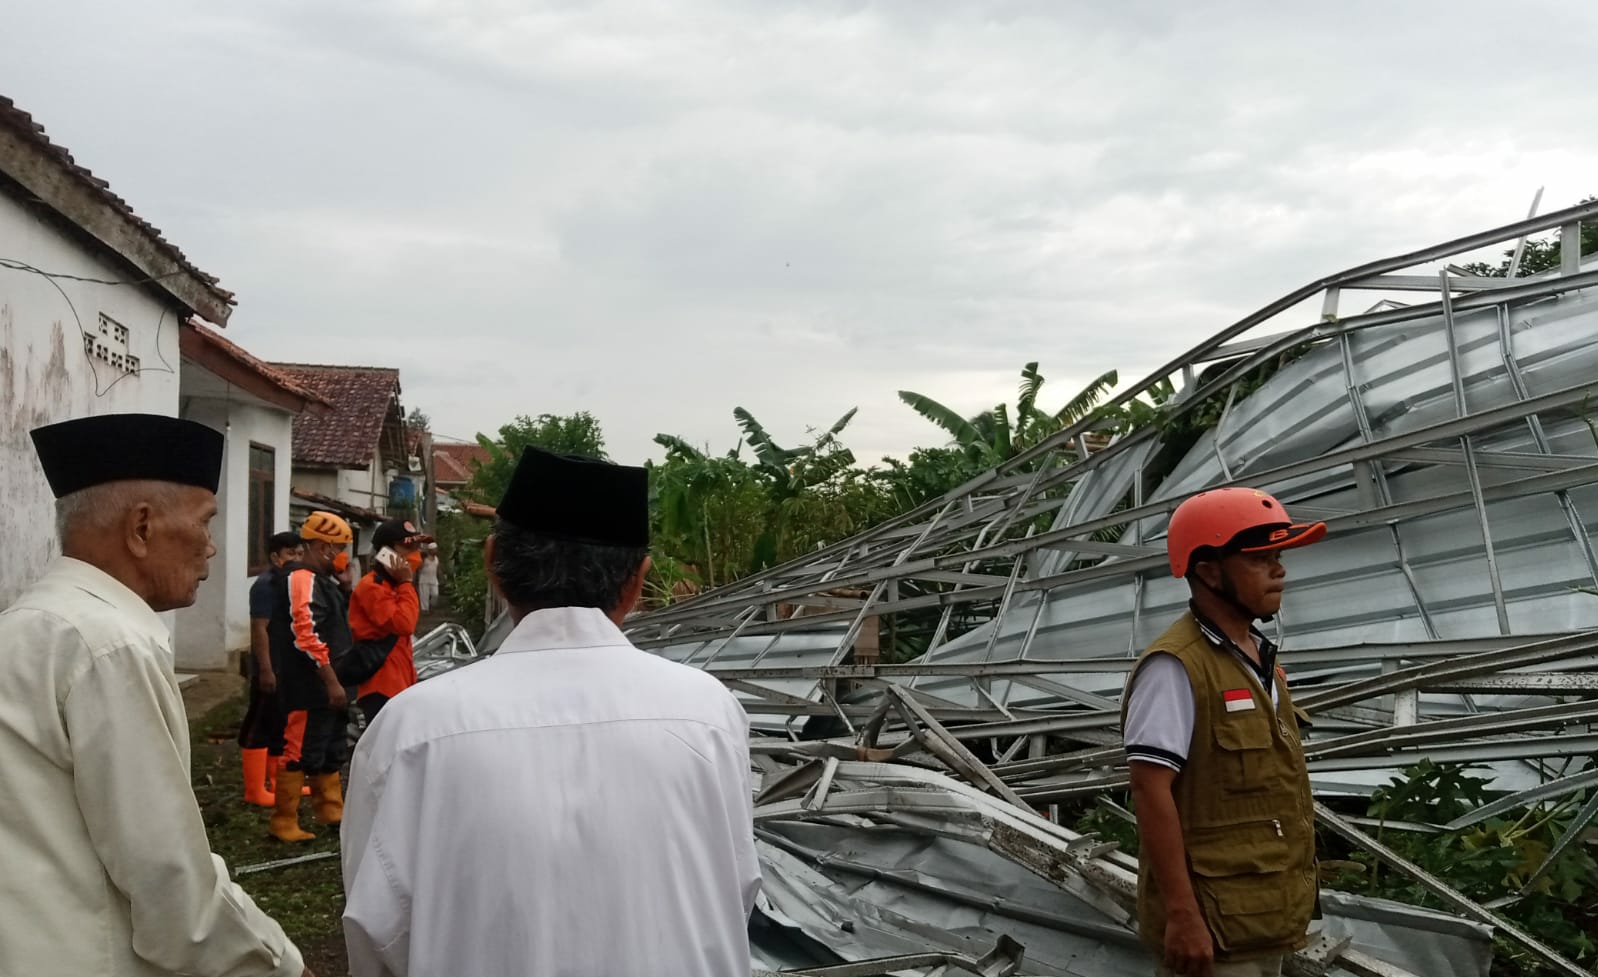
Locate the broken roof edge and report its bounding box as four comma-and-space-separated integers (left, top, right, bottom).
179, 319, 332, 413
630, 197, 1598, 632
0, 96, 235, 324
289, 486, 382, 524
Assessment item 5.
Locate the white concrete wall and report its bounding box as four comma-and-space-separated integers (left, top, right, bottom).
294, 459, 383, 512
294, 467, 340, 500
341, 460, 385, 512
293, 457, 384, 560
176, 399, 293, 670
0, 192, 183, 608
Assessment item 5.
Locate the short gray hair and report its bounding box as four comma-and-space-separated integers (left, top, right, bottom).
55, 480, 181, 543
490, 519, 648, 613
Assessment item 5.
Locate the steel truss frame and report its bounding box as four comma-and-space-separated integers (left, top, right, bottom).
635, 202, 1598, 976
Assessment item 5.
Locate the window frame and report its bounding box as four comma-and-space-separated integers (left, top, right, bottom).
246, 443, 275, 576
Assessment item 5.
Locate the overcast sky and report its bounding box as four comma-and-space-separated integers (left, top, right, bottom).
5, 1, 1597, 463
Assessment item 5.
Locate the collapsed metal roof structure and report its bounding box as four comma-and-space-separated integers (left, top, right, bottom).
626, 199, 1598, 976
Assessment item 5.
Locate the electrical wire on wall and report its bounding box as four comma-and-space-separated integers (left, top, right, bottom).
0, 257, 184, 397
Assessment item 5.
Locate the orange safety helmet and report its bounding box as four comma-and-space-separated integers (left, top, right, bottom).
300, 510, 354, 545
1166, 487, 1326, 578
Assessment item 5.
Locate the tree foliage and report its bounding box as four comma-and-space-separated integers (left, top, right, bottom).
1324, 761, 1597, 976
1461, 198, 1598, 278
433, 510, 489, 634
465, 412, 607, 505
648, 407, 888, 595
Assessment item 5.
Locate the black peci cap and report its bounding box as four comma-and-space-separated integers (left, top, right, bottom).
30, 413, 224, 499
495, 447, 648, 548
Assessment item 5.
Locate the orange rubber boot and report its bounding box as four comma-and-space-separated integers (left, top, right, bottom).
242, 749, 274, 808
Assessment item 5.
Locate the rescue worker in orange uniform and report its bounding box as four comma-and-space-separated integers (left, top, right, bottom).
268, 511, 354, 843
349, 519, 430, 724
1122, 488, 1327, 977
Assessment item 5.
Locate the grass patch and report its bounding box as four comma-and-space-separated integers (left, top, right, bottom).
190, 695, 350, 976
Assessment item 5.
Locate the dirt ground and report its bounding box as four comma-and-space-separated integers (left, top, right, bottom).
182, 597, 482, 976
187, 677, 350, 977
180, 668, 247, 718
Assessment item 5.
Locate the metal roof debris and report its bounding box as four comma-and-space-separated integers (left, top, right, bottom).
623, 200, 1598, 976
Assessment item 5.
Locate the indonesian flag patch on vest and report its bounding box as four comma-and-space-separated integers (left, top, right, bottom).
1223, 688, 1255, 712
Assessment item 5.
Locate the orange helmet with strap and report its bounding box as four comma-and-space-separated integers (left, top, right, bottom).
1166, 487, 1326, 578
300, 510, 354, 545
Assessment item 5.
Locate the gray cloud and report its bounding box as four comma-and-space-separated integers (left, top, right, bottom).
5, 0, 1596, 462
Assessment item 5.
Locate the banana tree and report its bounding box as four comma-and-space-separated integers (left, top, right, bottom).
733, 406, 859, 496
650, 405, 866, 587
899, 363, 1118, 465
649, 434, 769, 589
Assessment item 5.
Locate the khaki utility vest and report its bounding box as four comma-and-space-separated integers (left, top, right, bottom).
1122, 612, 1317, 959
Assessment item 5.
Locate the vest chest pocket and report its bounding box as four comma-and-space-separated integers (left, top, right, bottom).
1212, 717, 1273, 793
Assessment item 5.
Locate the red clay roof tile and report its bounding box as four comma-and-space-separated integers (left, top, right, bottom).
271, 363, 401, 467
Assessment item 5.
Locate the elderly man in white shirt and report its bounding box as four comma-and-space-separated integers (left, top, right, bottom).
342, 447, 760, 977
0, 413, 308, 977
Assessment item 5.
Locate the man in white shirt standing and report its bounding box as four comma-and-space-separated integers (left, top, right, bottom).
0, 413, 308, 977
342, 447, 761, 977
414, 543, 439, 613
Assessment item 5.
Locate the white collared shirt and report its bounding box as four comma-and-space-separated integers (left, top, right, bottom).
342, 605, 761, 977
0, 558, 303, 977
1123, 612, 1282, 772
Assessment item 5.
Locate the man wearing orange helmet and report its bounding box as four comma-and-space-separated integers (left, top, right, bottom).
266, 511, 356, 843
1122, 487, 1327, 977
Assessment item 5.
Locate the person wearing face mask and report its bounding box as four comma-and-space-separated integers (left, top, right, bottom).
1122, 488, 1327, 977
267, 511, 355, 844
0, 414, 310, 977
332, 551, 355, 600
348, 519, 429, 725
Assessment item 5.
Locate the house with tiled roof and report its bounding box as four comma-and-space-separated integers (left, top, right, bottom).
269, 362, 422, 555
432, 440, 491, 511
0, 94, 325, 670
177, 320, 330, 667
0, 94, 239, 607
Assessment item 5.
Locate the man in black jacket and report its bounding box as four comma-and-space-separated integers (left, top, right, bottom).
267, 511, 354, 843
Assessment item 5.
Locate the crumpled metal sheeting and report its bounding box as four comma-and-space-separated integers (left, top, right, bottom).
1314, 891, 1494, 977
411, 622, 486, 680
922, 436, 1598, 682
754, 935, 1028, 977
663, 629, 856, 732
761, 820, 1151, 975
756, 841, 1052, 971
1154, 292, 1598, 503
749, 763, 1492, 977
616, 206, 1598, 977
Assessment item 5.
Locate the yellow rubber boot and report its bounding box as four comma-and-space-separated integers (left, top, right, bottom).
242, 749, 273, 808
266, 761, 310, 797
269, 770, 316, 843
311, 772, 344, 826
